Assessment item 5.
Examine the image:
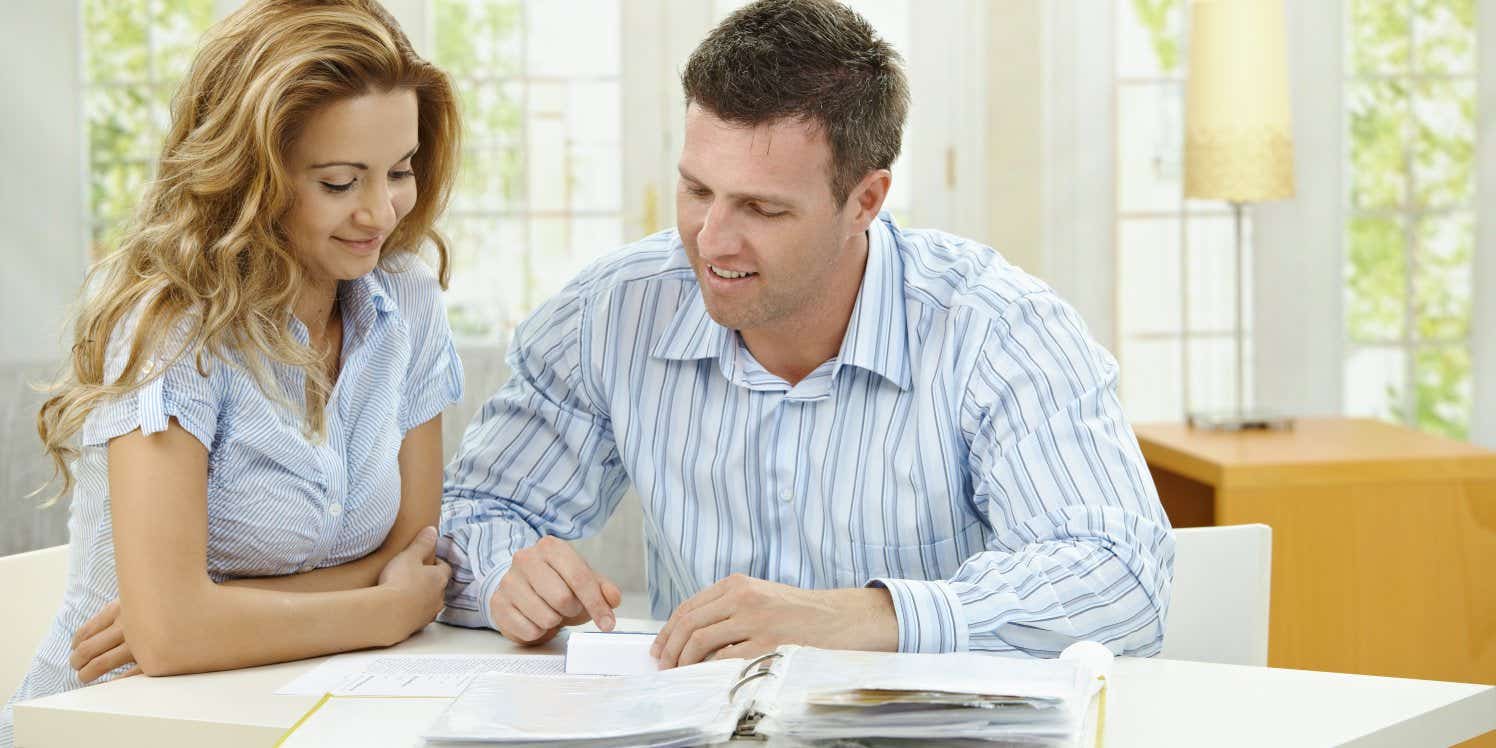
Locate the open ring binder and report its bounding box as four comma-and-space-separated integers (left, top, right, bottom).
736, 651, 784, 680
728, 669, 774, 702
422, 644, 1110, 746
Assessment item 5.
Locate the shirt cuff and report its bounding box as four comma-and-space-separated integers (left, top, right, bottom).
868, 577, 969, 653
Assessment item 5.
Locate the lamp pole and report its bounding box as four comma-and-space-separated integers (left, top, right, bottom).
1233, 200, 1245, 419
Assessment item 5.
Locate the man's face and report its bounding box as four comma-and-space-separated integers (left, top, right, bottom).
676, 105, 859, 333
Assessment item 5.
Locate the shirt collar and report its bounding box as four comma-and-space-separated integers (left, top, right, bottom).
338, 271, 399, 342
650, 278, 735, 365
651, 212, 911, 392
835, 213, 911, 391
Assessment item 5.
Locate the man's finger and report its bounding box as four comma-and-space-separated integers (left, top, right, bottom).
79, 642, 135, 685
652, 580, 731, 657
525, 561, 585, 619
674, 618, 748, 668
707, 641, 755, 661
504, 574, 567, 632
69, 623, 124, 671
493, 602, 547, 644
658, 596, 735, 668
546, 547, 617, 632
601, 578, 623, 609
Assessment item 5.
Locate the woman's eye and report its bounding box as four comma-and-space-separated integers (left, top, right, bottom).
390, 169, 416, 180
320, 180, 355, 193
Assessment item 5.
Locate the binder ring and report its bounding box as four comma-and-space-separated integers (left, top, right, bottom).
728, 669, 775, 702
737, 651, 783, 679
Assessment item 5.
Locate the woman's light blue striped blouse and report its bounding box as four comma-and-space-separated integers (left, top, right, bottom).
439, 212, 1173, 659
1, 259, 461, 747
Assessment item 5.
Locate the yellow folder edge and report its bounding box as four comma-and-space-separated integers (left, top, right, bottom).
273, 692, 332, 748
1095, 675, 1109, 748
274, 692, 456, 746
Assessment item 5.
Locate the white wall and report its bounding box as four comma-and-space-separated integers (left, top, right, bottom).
1038, 0, 1116, 352
986, 0, 1045, 276
1, 3, 85, 364
1252, 0, 1344, 419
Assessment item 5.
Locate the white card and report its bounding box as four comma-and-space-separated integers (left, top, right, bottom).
564, 631, 661, 676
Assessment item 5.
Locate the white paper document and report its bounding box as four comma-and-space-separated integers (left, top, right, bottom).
565, 631, 661, 676
276, 653, 564, 697
278, 696, 452, 748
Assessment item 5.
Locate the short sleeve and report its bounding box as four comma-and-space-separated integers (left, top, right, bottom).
391, 265, 464, 432
80, 306, 219, 451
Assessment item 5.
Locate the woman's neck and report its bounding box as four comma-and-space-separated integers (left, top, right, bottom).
293, 277, 340, 341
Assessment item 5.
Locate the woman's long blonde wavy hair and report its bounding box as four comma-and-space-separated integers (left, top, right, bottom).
36, 0, 461, 500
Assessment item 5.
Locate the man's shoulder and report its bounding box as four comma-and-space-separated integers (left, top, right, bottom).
571, 229, 696, 298
890, 221, 1055, 325
516, 229, 697, 339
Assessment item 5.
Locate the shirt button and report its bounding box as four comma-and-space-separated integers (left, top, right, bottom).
779, 489, 792, 503
329, 503, 343, 517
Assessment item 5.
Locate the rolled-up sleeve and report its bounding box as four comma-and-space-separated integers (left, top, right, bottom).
872, 291, 1174, 656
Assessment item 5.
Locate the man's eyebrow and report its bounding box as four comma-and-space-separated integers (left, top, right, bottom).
677, 166, 797, 207
310, 145, 419, 170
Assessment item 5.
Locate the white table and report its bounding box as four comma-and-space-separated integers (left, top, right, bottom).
14, 620, 1496, 747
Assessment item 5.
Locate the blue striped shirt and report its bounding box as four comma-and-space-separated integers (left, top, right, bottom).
438, 212, 1173, 657
1, 259, 462, 746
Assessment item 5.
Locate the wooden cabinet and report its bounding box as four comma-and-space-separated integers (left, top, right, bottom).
1134, 418, 1496, 686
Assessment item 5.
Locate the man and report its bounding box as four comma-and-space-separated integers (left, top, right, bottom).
439, 0, 1173, 667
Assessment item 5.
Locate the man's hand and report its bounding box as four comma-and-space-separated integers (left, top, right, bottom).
70, 600, 141, 684
489, 536, 622, 646
649, 574, 899, 668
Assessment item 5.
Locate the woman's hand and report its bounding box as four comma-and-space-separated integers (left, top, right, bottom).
377, 526, 452, 641
70, 599, 141, 684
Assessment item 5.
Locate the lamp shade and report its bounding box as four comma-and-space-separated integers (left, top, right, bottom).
1184, 0, 1295, 202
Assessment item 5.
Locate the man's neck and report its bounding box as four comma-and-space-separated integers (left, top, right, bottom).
739, 232, 869, 387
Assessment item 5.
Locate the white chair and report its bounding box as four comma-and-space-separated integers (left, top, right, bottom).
0, 544, 68, 697
1161, 524, 1272, 666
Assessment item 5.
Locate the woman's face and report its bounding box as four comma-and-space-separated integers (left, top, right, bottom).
283, 88, 420, 283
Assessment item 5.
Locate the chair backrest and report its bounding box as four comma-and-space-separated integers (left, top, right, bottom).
1161, 524, 1272, 666
0, 544, 68, 697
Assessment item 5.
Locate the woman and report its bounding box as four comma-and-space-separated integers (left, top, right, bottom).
3, 1, 463, 742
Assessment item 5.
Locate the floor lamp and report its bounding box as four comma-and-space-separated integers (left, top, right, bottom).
1182, 0, 1297, 431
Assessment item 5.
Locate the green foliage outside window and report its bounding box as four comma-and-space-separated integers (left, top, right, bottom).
1125, 0, 1477, 440
84, 0, 215, 258
1345, 0, 1476, 440
432, 0, 527, 339
1130, 0, 1181, 74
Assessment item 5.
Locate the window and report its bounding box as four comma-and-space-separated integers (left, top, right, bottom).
1113, 0, 1251, 422
1342, 0, 1476, 440
78, 0, 985, 348
82, 0, 216, 259
430, 0, 625, 341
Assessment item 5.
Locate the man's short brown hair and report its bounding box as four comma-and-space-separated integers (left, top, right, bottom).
681, 0, 910, 205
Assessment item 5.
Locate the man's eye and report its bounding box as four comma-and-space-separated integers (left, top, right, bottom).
752, 205, 785, 218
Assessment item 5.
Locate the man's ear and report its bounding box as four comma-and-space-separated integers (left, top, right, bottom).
846, 168, 892, 234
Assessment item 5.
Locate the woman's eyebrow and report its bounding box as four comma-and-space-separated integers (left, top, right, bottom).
310, 145, 419, 170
